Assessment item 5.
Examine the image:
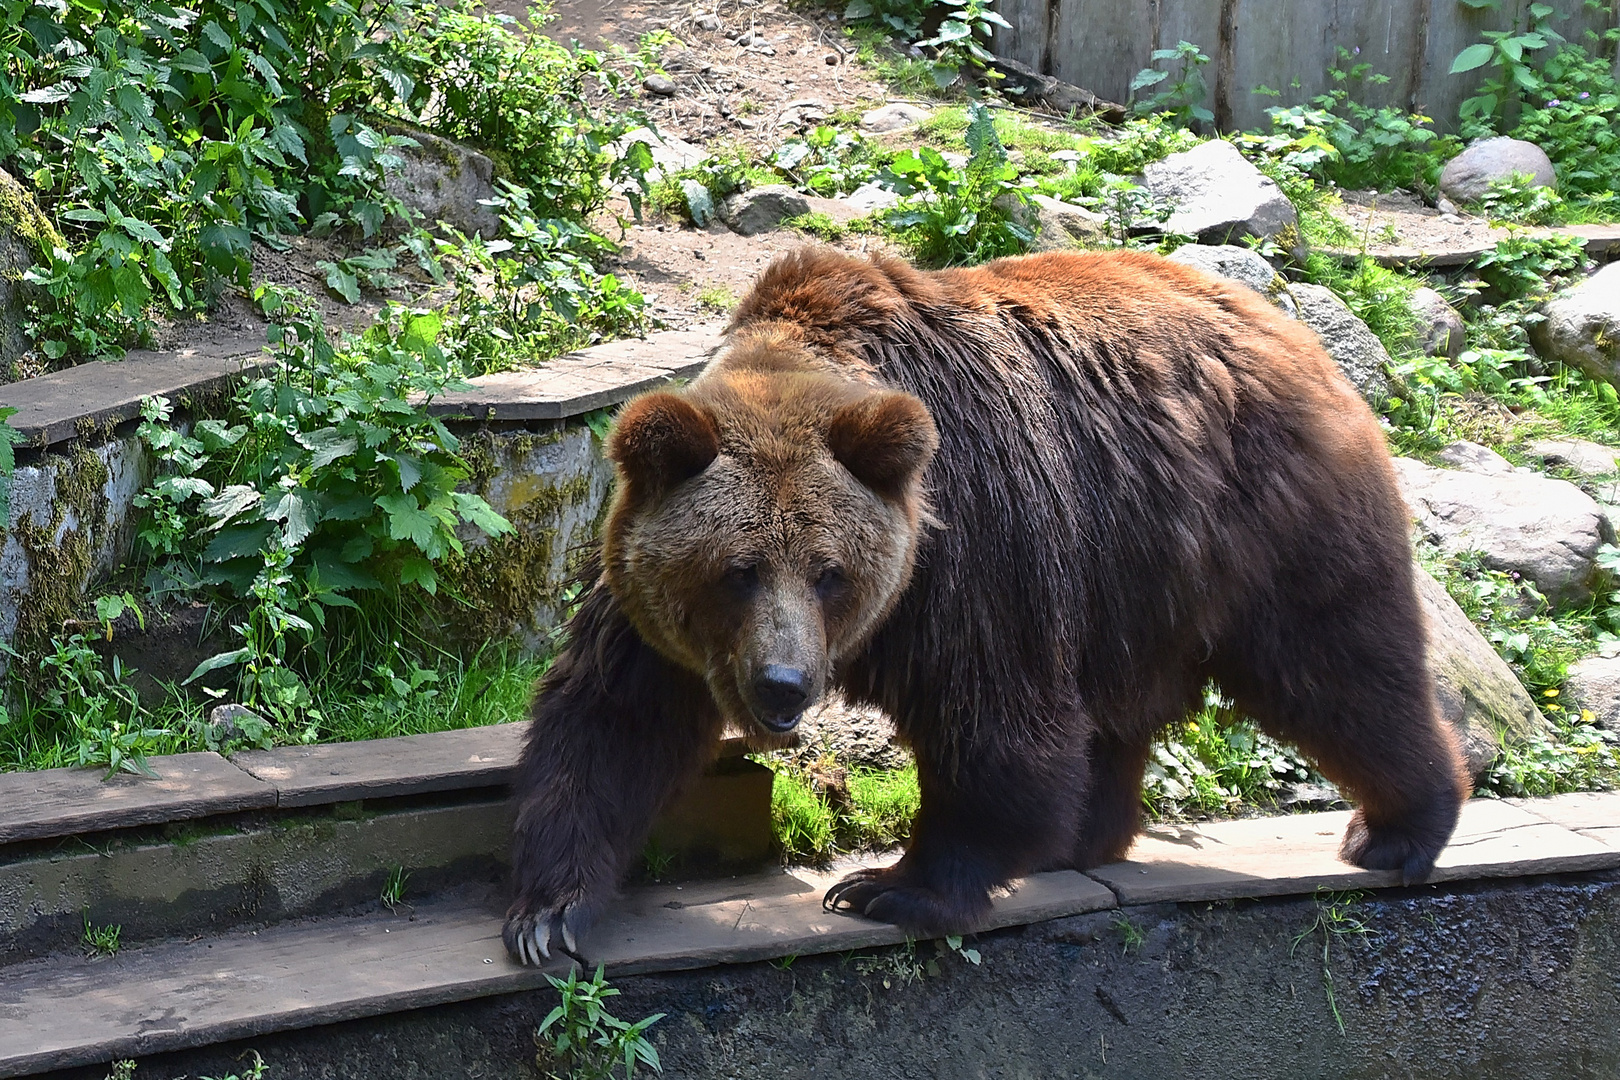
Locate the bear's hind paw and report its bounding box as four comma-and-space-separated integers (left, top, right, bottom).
823, 868, 984, 937
1339, 810, 1445, 886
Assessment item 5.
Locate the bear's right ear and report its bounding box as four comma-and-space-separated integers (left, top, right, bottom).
608, 391, 721, 497
826, 391, 939, 500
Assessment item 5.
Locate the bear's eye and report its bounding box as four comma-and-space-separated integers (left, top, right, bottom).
814, 565, 846, 598
722, 563, 760, 593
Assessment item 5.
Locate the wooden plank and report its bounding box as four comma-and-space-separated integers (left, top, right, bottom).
0, 864, 1115, 1077
1225, 0, 1424, 133
233, 723, 533, 807
427, 325, 725, 422
1508, 791, 1620, 851
1086, 798, 1620, 905
0, 349, 271, 449
0, 753, 276, 845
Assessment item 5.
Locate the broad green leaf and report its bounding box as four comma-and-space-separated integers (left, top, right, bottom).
201, 484, 261, 528
453, 492, 513, 537
183, 647, 252, 684
377, 493, 438, 550
264, 490, 317, 546
1450, 43, 1495, 73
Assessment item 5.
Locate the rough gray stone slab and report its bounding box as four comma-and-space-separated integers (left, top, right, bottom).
233, 723, 532, 807
0, 753, 275, 844
1086, 798, 1620, 905
428, 326, 725, 421
1509, 791, 1620, 850
1324, 224, 1620, 269
0, 865, 1114, 1076
0, 349, 269, 449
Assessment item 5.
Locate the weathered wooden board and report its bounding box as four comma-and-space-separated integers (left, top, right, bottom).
0, 753, 276, 844
233, 723, 533, 807
1509, 791, 1620, 850
997, 0, 1620, 135
0, 350, 270, 449
1085, 798, 1620, 905
427, 324, 725, 421
0, 864, 1114, 1077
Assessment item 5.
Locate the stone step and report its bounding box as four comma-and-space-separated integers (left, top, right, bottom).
0, 862, 1115, 1078
1321, 223, 1620, 269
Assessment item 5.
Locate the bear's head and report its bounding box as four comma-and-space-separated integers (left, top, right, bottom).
602, 342, 938, 736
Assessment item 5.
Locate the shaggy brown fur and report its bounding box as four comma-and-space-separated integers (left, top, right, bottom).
504, 248, 1467, 963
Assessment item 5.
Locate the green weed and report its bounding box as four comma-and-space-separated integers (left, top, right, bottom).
381, 865, 410, 911
536, 965, 663, 1080
1130, 41, 1213, 128
1292, 890, 1372, 1035
82, 913, 122, 957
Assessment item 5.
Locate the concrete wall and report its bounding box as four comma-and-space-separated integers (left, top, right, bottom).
995, 0, 1620, 133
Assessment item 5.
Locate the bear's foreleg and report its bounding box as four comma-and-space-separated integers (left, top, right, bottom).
505, 589, 722, 965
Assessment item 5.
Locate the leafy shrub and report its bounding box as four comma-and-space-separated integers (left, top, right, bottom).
1475, 170, 1565, 224
537, 965, 663, 1080
1471, 232, 1586, 302
133, 287, 511, 721
1450, 0, 1562, 131
1143, 686, 1322, 818
843, 0, 1009, 88
771, 126, 882, 197
884, 102, 1031, 266
1507, 41, 1620, 198
1130, 41, 1213, 128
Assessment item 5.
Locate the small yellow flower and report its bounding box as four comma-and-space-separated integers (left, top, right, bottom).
1543, 688, 1559, 697
1583, 709, 1597, 723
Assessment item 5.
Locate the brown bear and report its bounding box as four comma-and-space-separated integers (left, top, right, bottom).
503, 247, 1467, 964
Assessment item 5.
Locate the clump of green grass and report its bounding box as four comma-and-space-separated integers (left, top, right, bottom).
846, 764, 921, 847
764, 759, 921, 863
782, 212, 849, 241
82, 914, 122, 958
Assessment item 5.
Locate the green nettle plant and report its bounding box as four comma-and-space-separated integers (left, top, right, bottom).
536, 965, 664, 1080
884, 102, 1032, 266
1449, 0, 1562, 130
1506, 38, 1620, 197
134, 286, 512, 723
1129, 40, 1213, 128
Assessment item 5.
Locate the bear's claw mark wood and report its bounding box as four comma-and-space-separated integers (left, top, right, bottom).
505, 248, 1467, 961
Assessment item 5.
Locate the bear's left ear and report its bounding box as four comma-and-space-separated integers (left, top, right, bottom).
609, 391, 721, 498
826, 391, 939, 499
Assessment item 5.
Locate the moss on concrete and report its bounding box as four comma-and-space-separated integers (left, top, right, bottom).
11, 446, 111, 666
0, 170, 62, 258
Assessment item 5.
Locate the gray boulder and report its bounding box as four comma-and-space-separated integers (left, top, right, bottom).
1290, 283, 1393, 403
1563, 655, 1620, 729
1167, 244, 1297, 316
1438, 137, 1557, 207
385, 130, 500, 239
1414, 565, 1550, 778
721, 185, 812, 236
1528, 437, 1620, 478
0, 169, 57, 381
1027, 193, 1107, 251
860, 103, 931, 133
1393, 457, 1612, 610
1530, 262, 1620, 388
1412, 287, 1466, 361
1437, 440, 1513, 475
1142, 141, 1303, 260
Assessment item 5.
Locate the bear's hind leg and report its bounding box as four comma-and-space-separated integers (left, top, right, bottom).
1071, 730, 1153, 869
1213, 587, 1466, 885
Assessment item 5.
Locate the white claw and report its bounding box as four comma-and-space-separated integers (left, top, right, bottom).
561, 917, 577, 955
519, 928, 536, 966
535, 922, 551, 960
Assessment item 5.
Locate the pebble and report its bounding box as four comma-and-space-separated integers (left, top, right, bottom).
825, 53, 838, 64
695, 13, 721, 30
643, 74, 677, 96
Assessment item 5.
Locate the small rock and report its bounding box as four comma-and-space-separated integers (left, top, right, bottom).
720, 184, 811, 236
1411, 287, 1466, 361
1393, 457, 1614, 610
680, 179, 716, 227
643, 73, 678, 96
206, 703, 268, 747
1027, 193, 1108, 252
1142, 140, 1304, 261
1278, 781, 1349, 810
1413, 565, 1551, 778
1439, 137, 1557, 206
1289, 283, 1393, 403
860, 103, 932, 133
800, 195, 868, 226
843, 181, 901, 214
1437, 440, 1514, 475
384, 130, 500, 239
1166, 244, 1297, 317
1563, 655, 1620, 729
941, 151, 969, 170
1529, 262, 1620, 388
1529, 437, 1620, 478
825, 53, 839, 65
695, 13, 721, 30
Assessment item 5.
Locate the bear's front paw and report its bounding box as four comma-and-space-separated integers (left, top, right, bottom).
504, 897, 591, 966
823, 867, 981, 937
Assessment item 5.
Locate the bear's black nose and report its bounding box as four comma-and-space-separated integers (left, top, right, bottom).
753, 665, 811, 721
